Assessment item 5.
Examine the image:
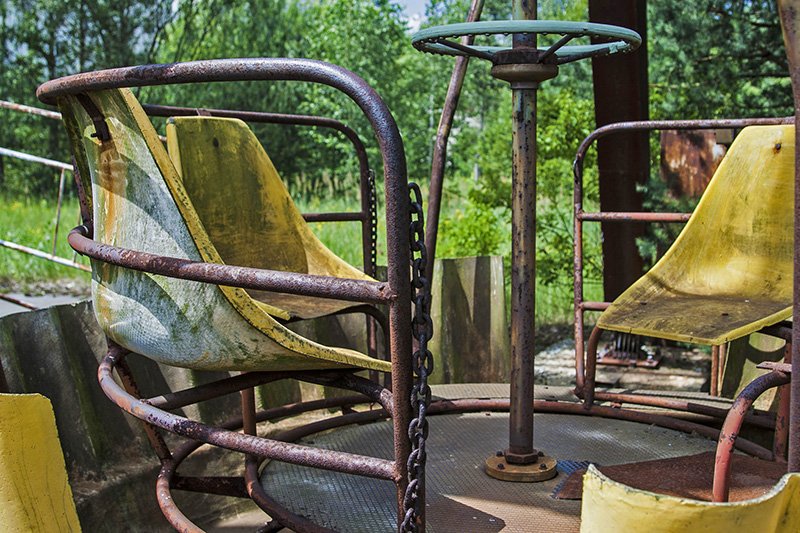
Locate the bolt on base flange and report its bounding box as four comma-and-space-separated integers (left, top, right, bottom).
484, 452, 558, 482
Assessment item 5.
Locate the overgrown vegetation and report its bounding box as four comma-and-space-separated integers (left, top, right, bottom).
0, 0, 793, 322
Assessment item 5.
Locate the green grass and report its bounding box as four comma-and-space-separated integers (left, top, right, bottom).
0, 193, 585, 325
296, 194, 376, 269
0, 197, 90, 285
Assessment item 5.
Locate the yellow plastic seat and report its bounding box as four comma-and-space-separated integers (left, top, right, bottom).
597, 125, 794, 345
58, 88, 389, 373
165, 116, 374, 320
580, 465, 800, 533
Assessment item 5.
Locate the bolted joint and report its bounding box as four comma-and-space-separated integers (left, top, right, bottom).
503, 447, 541, 465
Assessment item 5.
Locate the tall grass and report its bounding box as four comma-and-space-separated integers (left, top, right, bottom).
0, 197, 90, 285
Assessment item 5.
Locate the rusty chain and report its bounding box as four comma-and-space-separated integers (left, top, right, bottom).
401, 182, 433, 532
368, 169, 378, 277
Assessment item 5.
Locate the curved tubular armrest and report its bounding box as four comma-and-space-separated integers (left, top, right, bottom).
39, 58, 409, 306
68, 226, 395, 305
572, 116, 794, 200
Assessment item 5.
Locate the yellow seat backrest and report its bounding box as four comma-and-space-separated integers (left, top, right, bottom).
165, 116, 370, 279
57, 89, 389, 373
597, 125, 794, 344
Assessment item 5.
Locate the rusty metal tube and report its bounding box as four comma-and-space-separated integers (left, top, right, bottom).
99, 348, 396, 481
424, 0, 484, 284
581, 326, 603, 406
590, 391, 776, 429
0, 99, 62, 120
507, 85, 538, 460
68, 226, 394, 305
712, 370, 789, 502
578, 211, 691, 222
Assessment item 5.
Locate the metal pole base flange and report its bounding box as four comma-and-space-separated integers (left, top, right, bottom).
484, 452, 558, 482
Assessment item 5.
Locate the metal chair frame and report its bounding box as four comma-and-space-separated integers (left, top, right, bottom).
571, 116, 796, 503
38, 58, 416, 532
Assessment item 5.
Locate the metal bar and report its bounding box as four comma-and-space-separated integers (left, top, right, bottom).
147, 372, 293, 410
68, 226, 394, 305
590, 391, 776, 430
711, 346, 720, 397
582, 326, 603, 405
0, 99, 61, 120
758, 361, 793, 374
113, 350, 173, 462
580, 301, 609, 311
0, 238, 91, 272
0, 293, 37, 310
775, 345, 792, 460
99, 347, 396, 481
0, 146, 72, 171
434, 38, 494, 61
713, 370, 790, 502
155, 460, 203, 533
505, 0, 539, 465
171, 475, 249, 498
579, 211, 691, 222
424, 0, 484, 285
302, 212, 365, 223
539, 34, 574, 62
573, 117, 793, 175
52, 169, 67, 256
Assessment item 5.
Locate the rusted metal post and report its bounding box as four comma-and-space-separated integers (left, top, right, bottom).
507, 0, 538, 466
779, 0, 800, 472
482, 0, 556, 481
710, 345, 720, 397
424, 0, 484, 284
712, 370, 790, 502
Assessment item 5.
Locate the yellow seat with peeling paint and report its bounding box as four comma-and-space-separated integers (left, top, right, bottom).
58, 88, 389, 373
165, 116, 373, 320
597, 125, 794, 345
0, 394, 81, 532
580, 465, 800, 533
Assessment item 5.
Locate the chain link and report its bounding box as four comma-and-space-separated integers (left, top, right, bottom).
401, 182, 434, 532
367, 169, 378, 277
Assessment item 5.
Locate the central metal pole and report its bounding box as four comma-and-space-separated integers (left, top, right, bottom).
508, 0, 539, 462
508, 91, 538, 458
485, 0, 557, 481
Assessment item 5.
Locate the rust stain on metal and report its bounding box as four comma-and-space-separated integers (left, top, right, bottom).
660, 129, 727, 198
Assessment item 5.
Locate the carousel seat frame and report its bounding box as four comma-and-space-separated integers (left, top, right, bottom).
572, 118, 797, 503
37, 58, 423, 532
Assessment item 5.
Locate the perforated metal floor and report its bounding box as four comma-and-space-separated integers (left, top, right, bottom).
260, 386, 718, 532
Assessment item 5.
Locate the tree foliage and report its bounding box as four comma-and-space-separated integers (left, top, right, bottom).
0, 0, 793, 293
